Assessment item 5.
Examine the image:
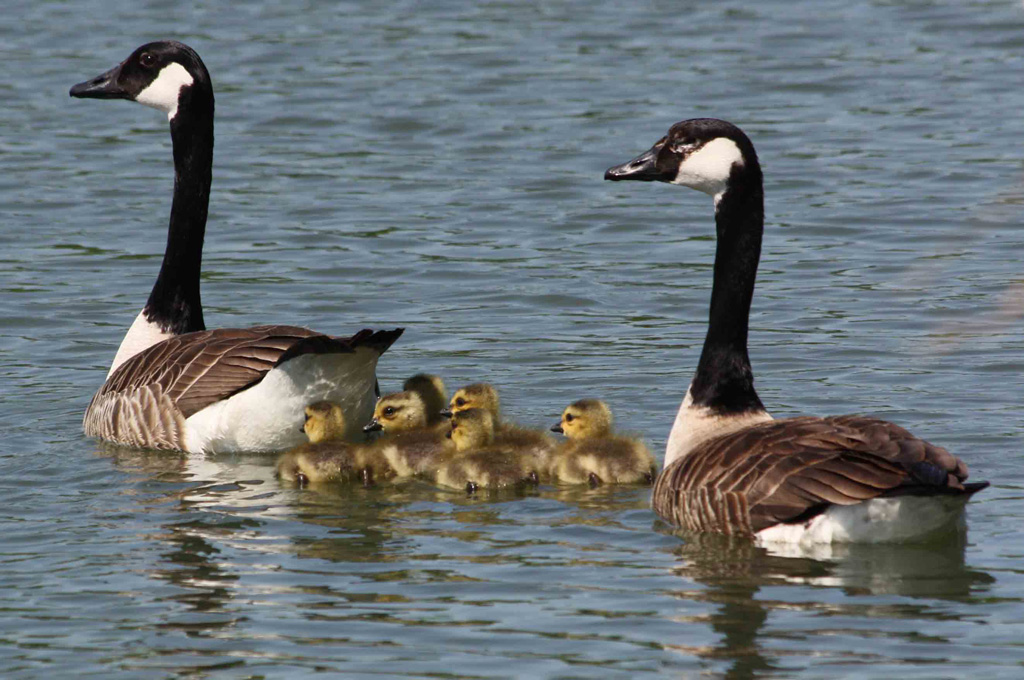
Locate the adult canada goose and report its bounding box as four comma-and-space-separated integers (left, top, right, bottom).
549, 399, 656, 487
69, 41, 401, 452
605, 118, 987, 543
436, 408, 541, 493
277, 401, 388, 486
363, 391, 455, 476
441, 383, 557, 470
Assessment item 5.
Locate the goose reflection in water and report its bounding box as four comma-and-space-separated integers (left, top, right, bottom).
664, 529, 995, 679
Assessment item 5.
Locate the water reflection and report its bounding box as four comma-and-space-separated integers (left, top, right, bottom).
665, 529, 995, 679
95, 445, 280, 638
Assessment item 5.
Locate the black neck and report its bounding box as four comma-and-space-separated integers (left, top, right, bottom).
143, 86, 213, 334
688, 165, 766, 414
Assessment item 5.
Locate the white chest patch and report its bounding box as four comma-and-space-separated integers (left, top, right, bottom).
108, 311, 173, 377
663, 387, 773, 469
182, 349, 381, 454
135, 63, 194, 120
672, 137, 744, 199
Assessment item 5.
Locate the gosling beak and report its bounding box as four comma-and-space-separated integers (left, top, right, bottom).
70, 62, 130, 100
363, 419, 383, 433
550, 422, 564, 434
604, 143, 671, 182
439, 408, 453, 418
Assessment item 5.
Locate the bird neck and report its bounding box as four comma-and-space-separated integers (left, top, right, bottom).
689, 166, 766, 415
143, 86, 214, 335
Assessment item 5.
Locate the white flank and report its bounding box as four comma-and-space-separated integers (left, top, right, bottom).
183, 348, 381, 454
756, 495, 970, 548
135, 62, 194, 120
663, 387, 773, 468
672, 137, 745, 199
108, 311, 174, 377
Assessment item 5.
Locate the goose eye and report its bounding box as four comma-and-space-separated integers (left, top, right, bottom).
455, 398, 465, 407
671, 138, 697, 154
383, 406, 395, 417
140, 52, 156, 68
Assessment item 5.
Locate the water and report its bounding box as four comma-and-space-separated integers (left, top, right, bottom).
2, 0, 1023, 676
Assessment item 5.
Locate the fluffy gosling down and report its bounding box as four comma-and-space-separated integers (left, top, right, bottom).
550, 400, 657, 487
442, 383, 557, 471
403, 374, 450, 432
363, 390, 455, 477
435, 408, 541, 493
277, 401, 385, 486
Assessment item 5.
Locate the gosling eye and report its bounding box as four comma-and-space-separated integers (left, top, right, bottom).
304, 413, 311, 422
383, 406, 395, 417
455, 398, 465, 407
565, 414, 574, 423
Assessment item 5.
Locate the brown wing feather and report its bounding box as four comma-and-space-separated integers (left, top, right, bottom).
85, 326, 403, 446
653, 415, 978, 536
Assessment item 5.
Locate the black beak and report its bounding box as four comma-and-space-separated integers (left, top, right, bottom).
550, 422, 564, 434
604, 144, 670, 182
439, 408, 453, 418
363, 419, 383, 433
70, 63, 130, 100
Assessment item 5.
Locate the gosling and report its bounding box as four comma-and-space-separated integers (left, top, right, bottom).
363, 390, 455, 477
277, 401, 386, 486
549, 399, 656, 487
434, 408, 541, 493
403, 373, 450, 433
441, 383, 557, 473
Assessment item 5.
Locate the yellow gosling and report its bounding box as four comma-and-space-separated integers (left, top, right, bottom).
442, 382, 557, 474
549, 399, 656, 487
434, 408, 541, 493
277, 401, 392, 486
443, 383, 501, 419
403, 373, 450, 432
363, 391, 455, 477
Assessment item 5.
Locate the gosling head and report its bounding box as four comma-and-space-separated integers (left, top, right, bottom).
364, 391, 428, 433
448, 408, 496, 452
604, 118, 759, 204
403, 374, 448, 424
70, 41, 213, 123
303, 401, 346, 444
551, 399, 614, 440
441, 383, 501, 420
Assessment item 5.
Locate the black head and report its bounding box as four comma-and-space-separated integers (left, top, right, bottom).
604, 118, 758, 198
70, 41, 213, 120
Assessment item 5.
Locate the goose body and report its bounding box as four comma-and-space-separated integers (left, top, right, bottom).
549, 400, 656, 486
70, 42, 401, 452
605, 118, 986, 543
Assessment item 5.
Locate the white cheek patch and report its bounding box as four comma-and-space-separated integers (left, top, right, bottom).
672, 137, 745, 199
135, 63, 194, 120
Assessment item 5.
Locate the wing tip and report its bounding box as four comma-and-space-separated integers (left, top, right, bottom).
962, 481, 990, 497
351, 327, 404, 355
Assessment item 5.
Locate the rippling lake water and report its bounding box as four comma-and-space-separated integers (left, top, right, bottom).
2, 0, 1024, 677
